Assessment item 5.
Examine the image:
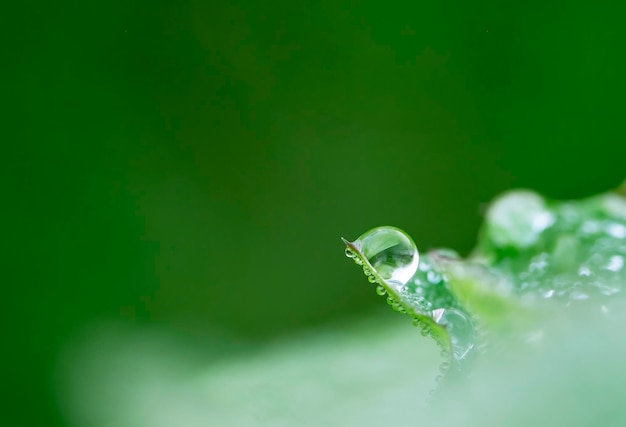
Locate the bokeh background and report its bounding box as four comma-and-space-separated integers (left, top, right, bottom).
7, 0, 625, 425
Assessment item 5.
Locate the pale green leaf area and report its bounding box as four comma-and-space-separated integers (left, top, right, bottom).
57, 187, 626, 426
57, 315, 441, 427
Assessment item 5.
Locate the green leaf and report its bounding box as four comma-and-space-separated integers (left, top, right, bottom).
342, 187, 626, 372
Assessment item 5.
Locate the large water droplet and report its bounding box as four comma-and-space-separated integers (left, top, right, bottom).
485, 190, 554, 248
343, 226, 419, 286
432, 308, 475, 360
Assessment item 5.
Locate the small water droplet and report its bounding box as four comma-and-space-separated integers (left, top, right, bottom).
606, 223, 626, 239
344, 247, 356, 258
367, 275, 377, 283
542, 289, 555, 298
486, 191, 554, 248
375, 285, 386, 295
569, 290, 589, 300
392, 303, 405, 313
606, 255, 624, 272
529, 252, 549, 273
346, 226, 419, 286
433, 308, 475, 360
591, 280, 621, 296
581, 220, 602, 235
426, 270, 441, 283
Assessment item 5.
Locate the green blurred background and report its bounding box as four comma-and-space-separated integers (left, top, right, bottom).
6, 0, 625, 425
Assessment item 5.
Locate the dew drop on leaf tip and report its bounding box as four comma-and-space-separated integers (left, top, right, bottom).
342, 226, 419, 286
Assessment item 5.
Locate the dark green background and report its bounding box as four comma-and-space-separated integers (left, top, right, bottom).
7, 1, 625, 425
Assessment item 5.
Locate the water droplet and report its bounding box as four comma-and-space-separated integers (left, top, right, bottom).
529, 253, 549, 273
542, 289, 555, 298
591, 281, 620, 296
433, 308, 475, 360
375, 285, 386, 295
392, 303, 405, 313
344, 226, 419, 286
569, 290, 589, 300
581, 220, 602, 235
606, 255, 624, 272
606, 223, 626, 239
486, 191, 554, 248
367, 275, 377, 283
418, 259, 431, 272
426, 270, 441, 283
344, 247, 356, 258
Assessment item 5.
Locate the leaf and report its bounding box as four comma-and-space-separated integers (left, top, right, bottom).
342, 188, 626, 372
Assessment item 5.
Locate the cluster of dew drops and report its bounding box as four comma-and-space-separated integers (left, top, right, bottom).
343, 227, 477, 380
488, 192, 626, 311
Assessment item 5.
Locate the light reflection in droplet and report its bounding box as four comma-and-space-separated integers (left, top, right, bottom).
606, 223, 626, 239
606, 255, 624, 272
344, 226, 419, 286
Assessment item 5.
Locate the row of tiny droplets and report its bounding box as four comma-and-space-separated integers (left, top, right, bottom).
345, 246, 454, 386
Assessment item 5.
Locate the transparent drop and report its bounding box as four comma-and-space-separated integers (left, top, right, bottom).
345, 226, 419, 286
569, 290, 589, 301
426, 270, 441, 283
606, 223, 626, 238
375, 285, 386, 295
344, 247, 356, 258
433, 308, 475, 360
367, 275, 377, 283
606, 255, 624, 272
